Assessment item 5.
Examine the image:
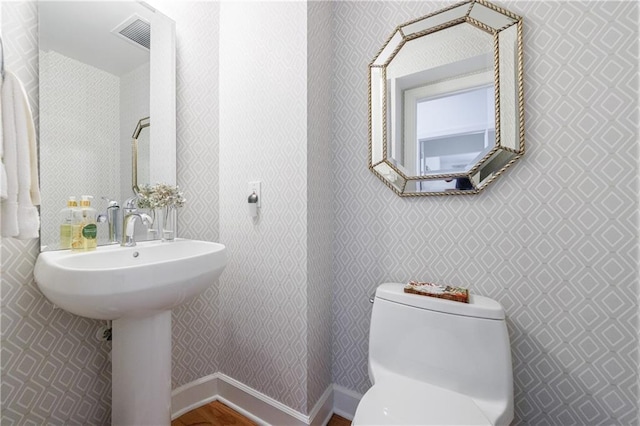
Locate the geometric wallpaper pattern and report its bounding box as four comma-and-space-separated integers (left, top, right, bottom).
1, 3, 112, 424
39, 50, 121, 250
217, 1, 310, 413
331, 1, 638, 424
149, 0, 222, 390
306, 0, 334, 412
38, 52, 151, 248
2, 1, 638, 425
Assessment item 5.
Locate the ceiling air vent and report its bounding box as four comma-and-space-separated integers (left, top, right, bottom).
112, 15, 151, 51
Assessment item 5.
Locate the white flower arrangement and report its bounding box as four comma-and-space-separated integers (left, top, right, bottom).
136, 183, 186, 209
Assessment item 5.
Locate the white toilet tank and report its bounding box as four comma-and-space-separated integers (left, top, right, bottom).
368, 283, 513, 425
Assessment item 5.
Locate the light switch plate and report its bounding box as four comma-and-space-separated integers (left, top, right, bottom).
248, 181, 261, 208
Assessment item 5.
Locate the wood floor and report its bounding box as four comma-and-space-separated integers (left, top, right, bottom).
172, 400, 351, 426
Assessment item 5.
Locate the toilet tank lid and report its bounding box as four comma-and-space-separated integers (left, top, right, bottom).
376, 283, 505, 320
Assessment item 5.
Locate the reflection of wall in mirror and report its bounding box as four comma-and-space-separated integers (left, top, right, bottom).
39, 49, 150, 249
39, 50, 120, 249
498, 25, 519, 150
386, 24, 492, 80
120, 63, 151, 200
149, 11, 177, 186
120, 65, 152, 242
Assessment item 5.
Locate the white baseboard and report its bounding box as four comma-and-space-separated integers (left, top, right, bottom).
332, 384, 363, 421
171, 373, 220, 419
171, 374, 338, 426
309, 385, 334, 426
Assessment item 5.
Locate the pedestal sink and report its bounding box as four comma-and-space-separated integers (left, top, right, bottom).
34, 239, 227, 426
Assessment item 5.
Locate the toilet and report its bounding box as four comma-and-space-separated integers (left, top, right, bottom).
353, 283, 513, 426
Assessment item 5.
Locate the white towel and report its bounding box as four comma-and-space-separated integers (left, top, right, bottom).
0, 78, 7, 200
1, 71, 41, 239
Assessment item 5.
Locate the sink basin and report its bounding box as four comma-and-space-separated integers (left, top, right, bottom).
34, 238, 227, 425
34, 238, 227, 320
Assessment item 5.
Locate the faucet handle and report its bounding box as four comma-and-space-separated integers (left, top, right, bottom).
97, 214, 108, 223
124, 195, 139, 210
140, 213, 153, 227
101, 196, 119, 208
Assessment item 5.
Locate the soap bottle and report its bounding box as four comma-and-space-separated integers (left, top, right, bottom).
72, 195, 98, 251
59, 196, 78, 249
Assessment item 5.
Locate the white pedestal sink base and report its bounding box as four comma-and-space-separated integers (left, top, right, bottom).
34, 239, 227, 424
112, 311, 172, 426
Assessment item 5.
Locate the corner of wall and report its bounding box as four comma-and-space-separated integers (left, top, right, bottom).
306, 0, 335, 414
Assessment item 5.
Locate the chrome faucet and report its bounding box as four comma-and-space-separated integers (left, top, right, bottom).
121, 196, 153, 247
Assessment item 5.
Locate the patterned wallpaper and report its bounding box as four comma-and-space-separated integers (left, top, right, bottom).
1, 1, 222, 423
39, 50, 121, 249
218, 1, 310, 413
2, 1, 638, 424
306, 0, 334, 412
169, 1, 334, 413
150, 0, 222, 388
331, 1, 639, 425
1, 3, 112, 424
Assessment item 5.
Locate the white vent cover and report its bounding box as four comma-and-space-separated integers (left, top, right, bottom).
112, 15, 150, 51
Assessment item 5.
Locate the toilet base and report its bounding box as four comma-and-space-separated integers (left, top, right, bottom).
352, 378, 503, 426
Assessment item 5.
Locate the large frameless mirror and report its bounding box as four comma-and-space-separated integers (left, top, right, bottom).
38, 1, 176, 251
369, 0, 524, 196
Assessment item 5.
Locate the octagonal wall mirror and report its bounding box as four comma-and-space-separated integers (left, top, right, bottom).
369, 0, 524, 196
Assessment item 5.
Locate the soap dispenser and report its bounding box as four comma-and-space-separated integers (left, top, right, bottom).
59, 196, 78, 249
72, 195, 98, 251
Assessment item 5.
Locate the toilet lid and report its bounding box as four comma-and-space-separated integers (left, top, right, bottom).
353, 379, 492, 426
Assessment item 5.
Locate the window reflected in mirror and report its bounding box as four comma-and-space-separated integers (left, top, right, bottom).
406, 84, 494, 176
369, 0, 524, 196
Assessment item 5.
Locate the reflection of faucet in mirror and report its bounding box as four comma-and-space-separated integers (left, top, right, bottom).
97, 197, 120, 244
121, 195, 153, 247
131, 117, 150, 195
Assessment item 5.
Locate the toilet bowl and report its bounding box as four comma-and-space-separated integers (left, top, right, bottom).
353, 283, 513, 426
